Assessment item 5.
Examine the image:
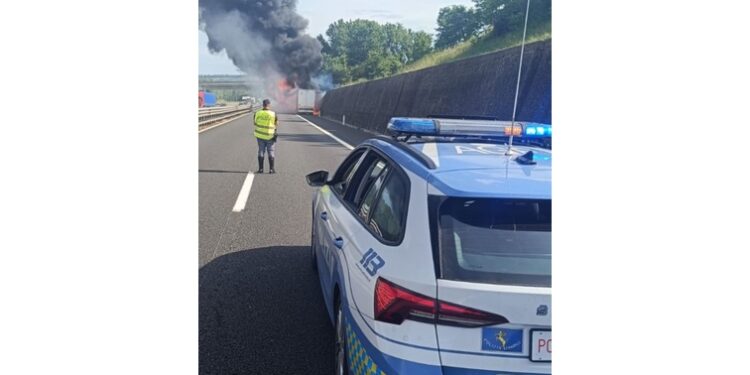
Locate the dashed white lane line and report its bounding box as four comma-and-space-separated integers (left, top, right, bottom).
231, 115, 346, 214
232, 172, 255, 212
296, 115, 354, 150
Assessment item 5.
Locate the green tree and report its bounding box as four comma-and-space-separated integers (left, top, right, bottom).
382, 24, 434, 64
321, 54, 351, 84
410, 31, 433, 61
473, 0, 551, 36
316, 34, 332, 55
326, 19, 385, 67
319, 19, 434, 83
364, 52, 402, 79
435, 5, 480, 49
382, 23, 411, 64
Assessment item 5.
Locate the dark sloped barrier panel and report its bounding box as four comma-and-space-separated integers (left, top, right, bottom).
320, 40, 551, 133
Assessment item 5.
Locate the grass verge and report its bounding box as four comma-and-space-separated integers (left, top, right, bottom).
400, 21, 551, 74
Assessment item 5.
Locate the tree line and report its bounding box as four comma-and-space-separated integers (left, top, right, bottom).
317, 20, 432, 84
318, 0, 551, 85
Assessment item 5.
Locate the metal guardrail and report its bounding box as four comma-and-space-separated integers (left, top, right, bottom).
199, 104, 259, 129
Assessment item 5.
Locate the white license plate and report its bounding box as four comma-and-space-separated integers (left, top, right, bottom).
530, 330, 551, 362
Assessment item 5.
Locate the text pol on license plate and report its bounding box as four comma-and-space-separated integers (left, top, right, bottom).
530, 330, 551, 362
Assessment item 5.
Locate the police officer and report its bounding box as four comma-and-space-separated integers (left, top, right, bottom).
254, 99, 279, 174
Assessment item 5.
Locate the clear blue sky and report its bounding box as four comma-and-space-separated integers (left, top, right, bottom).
199, 0, 474, 75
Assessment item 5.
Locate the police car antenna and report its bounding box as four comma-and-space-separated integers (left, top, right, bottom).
506, 0, 531, 156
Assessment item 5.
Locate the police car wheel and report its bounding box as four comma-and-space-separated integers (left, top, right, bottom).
335, 302, 347, 375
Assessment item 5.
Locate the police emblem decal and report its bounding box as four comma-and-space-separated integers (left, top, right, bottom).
536, 305, 548, 316
481, 328, 523, 352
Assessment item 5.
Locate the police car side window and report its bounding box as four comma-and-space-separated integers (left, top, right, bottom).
341, 152, 380, 206
353, 159, 388, 208
368, 172, 408, 243
357, 163, 390, 221
331, 149, 365, 195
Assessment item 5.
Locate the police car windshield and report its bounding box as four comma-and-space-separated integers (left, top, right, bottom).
435, 197, 551, 287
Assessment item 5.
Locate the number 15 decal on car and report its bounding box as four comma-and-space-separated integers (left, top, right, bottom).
360, 248, 385, 276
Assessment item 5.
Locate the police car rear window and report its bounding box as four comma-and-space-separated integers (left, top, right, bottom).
434, 197, 551, 287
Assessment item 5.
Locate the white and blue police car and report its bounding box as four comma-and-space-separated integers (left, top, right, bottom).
306, 117, 551, 375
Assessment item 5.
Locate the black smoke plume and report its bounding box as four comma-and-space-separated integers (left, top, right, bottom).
199, 0, 323, 89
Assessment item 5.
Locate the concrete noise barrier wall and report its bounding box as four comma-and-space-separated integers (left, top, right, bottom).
319, 40, 551, 134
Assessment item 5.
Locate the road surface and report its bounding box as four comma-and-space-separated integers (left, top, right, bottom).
199, 113, 373, 374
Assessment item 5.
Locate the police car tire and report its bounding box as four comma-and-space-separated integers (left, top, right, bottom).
335, 302, 348, 375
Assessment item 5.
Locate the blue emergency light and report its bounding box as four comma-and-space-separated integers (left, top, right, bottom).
388, 118, 437, 134
524, 125, 552, 137
387, 117, 551, 138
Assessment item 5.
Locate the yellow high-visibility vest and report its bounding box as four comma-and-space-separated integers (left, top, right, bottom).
254, 109, 277, 140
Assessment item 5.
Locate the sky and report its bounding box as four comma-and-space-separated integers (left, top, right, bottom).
199, 0, 474, 75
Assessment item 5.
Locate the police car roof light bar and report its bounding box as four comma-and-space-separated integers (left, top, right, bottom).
387, 117, 551, 139
388, 118, 437, 135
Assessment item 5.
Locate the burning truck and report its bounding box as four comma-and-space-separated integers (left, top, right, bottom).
268, 79, 325, 115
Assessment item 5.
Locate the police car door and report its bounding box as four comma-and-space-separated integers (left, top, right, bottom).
334, 150, 393, 320
316, 148, 367, 307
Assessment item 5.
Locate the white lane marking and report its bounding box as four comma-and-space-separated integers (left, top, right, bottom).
422, 142, 440, 167
296, 115, 354, 150
232, 172, 255, 212
198, 112, 252, 134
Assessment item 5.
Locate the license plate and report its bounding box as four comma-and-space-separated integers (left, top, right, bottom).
529, 330, 551, 362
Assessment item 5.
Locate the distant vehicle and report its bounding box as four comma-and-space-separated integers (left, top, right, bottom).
306, 118, 552, 375
199, 90, 217, 108
297, 89, 316, 114
239, 96, 257, 106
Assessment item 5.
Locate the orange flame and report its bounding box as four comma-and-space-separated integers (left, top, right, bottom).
266, 78, 299, 114
277, 79, 293, 92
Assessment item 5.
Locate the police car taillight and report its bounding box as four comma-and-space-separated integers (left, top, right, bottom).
374, 278, 508, 327
374, 277, 435, 324
437, 301, 509, 327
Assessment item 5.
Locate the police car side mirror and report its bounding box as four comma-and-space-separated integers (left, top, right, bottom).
306, 170, 329, 187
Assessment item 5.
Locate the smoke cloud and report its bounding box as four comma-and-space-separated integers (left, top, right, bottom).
199, 0, 323, 89
311, 73, 335, 91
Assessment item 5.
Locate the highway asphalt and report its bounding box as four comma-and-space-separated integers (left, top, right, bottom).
199, 113, 374, 374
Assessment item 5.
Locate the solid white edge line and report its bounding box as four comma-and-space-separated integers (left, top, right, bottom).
296, 115, 354, 150
198, 112, 252, 134
232, 172, 255, 212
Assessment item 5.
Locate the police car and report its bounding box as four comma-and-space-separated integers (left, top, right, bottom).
306, 117, 551, 375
